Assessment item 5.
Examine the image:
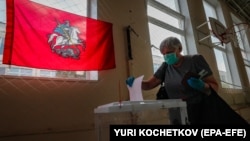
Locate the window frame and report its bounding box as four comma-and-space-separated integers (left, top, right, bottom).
231, 13, 250, 85
147, 0, 186, 72
203, 0, 242, 89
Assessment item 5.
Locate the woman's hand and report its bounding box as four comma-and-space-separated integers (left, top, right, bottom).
187, 77, 205, 91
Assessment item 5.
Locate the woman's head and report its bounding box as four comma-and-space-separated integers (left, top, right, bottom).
159, 36, 182, 53
159, 37, 183, 65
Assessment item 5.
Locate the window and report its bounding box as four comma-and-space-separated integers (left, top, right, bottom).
203, 0, 241, 89
231, 14, 250, 84
147, 0, 186, 72
0, 0, 98, 80
155, 0, 180, 12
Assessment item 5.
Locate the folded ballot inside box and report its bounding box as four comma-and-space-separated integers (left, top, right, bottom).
94, 99, 188, 141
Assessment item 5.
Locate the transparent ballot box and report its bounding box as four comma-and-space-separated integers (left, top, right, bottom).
94, 99, 188, 141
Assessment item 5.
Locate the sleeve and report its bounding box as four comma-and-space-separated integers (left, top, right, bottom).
153, 62, 167, 82
192, 54, 213, 77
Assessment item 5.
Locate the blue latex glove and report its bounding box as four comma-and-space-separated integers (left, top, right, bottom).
126, 76, 135, 87
187, 77, 205, 91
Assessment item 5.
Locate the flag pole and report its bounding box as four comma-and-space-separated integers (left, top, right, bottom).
118, 79, 122, 108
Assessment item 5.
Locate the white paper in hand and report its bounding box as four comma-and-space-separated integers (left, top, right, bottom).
126, 75, 144, 101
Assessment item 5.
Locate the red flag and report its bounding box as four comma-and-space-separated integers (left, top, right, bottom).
3, 0, 116, 71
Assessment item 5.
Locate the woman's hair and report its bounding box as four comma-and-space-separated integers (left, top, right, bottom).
159, 37, 182, 51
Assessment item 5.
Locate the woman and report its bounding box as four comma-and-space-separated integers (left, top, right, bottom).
127, 36, 219, 124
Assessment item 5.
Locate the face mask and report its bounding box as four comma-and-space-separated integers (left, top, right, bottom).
164, 52, 179, 65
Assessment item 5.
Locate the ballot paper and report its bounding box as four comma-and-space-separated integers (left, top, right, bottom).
126, 75, 144, 101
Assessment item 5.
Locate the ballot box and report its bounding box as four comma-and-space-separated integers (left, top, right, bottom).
94, 99, 188, 141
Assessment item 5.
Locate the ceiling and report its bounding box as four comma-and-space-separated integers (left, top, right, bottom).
225, 0, 250, 23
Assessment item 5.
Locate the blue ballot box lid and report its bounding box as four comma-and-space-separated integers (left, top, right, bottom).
94, 99, 187, 113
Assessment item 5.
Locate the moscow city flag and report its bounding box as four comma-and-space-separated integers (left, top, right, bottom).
3, 0, 116, 71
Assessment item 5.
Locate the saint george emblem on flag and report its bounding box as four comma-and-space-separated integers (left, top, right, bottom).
3, 0, 116, 71
48, 19, 85, 60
